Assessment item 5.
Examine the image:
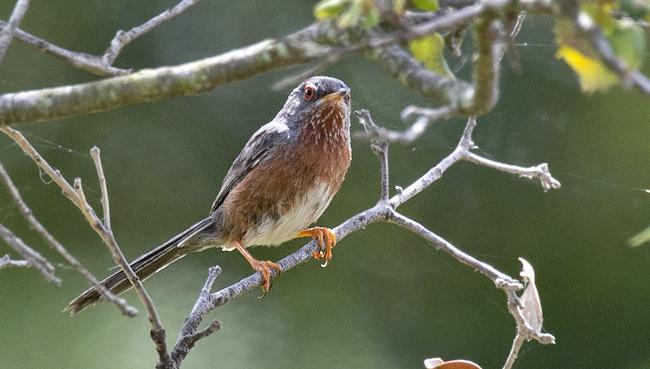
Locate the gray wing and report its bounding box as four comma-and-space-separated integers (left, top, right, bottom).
210, 121, 291, 213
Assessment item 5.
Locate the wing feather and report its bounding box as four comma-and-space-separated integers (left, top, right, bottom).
210, 121, 290, 212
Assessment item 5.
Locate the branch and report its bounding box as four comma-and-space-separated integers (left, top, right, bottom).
354, 105, 457, 144
0, 22, 333, 126
355, 109, 390, 201
463, 152, 561, 192
0, 159, 137, 316
0, 254, 29, 268
0, 20, 128, 76
0, 0, 30, 63
75, 148, 171, 367
0, 0, 547, 127
361, 8, 523, 144
1, 127, 170, 364
0, 224, 60, 284
389, 211, 521, 288
0, 1, 200, 76
102, 0, 201, 65
169, 266, 222, 368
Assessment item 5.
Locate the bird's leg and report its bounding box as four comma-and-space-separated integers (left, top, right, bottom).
234, 241, 281, 296
296, 227, 337, 267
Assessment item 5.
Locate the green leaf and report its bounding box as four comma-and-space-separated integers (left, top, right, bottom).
413, 0, 439, 11
314, 0, 350, 20
609, 20, 646, 70
629, 226, 650, 247
409, 33, 455, 79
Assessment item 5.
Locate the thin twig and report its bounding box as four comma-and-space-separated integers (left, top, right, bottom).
81, 150, 171, 367
0, 254, 29, 268
0, 0, 30, 63
90, 147, 111, 230
389, 211, 521, 288
0, 0, 200, 76
502, 290, 555, 369
0, 20, 128, 76
502, 332, 526, 369
354, 109, 390, 201
0, 224, 60, 284
1, 126, 170, 364
169, 266, 222, 367
463, 152, 561, 192
354, 106, 458, 144
0, 160, 137, 316
102, 0, 201, 65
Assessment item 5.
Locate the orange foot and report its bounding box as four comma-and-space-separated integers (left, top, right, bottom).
297, 227, 337, 267
250, 259, 282, 296
234, 241, 281, 296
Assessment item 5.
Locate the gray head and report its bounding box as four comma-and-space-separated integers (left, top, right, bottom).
275, 76, 351, 130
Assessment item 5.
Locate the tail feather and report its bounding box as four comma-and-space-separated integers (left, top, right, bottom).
65, 217, 213, 315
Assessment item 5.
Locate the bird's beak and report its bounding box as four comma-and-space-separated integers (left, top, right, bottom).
321, 88, 350, 103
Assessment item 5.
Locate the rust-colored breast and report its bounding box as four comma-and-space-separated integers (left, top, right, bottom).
223, 102, 351, 245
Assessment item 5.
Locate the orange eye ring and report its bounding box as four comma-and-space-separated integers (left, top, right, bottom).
303, 84, 317, 101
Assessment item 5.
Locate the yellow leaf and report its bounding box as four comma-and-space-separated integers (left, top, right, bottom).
409, 34, 454, 79
556, 44, 619, 93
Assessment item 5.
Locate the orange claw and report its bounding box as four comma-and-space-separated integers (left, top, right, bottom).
251, 259, 282, 296
296, 227, 337, 267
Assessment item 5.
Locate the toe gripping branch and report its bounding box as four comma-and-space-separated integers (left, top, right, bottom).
297, 227, 337, 267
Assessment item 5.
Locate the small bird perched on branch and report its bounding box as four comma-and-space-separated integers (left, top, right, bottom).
66, 76, 352, 314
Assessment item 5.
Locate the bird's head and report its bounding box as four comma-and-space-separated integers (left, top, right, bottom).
276, 76, 351, 132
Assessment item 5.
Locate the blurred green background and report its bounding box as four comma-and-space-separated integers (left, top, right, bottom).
1, 1, 649, 369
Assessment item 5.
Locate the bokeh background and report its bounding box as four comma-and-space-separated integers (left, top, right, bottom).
1, 1, 649, 369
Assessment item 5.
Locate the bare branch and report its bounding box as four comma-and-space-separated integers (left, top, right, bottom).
0, 159, 137, 316
1, 126, 169, 362
90, 147, 111, 230
0, 254, 29, 268
0, 24, 325, 126
502, 330, 526, 369
81, 149, 171, 366
354, 105, 458, 144
0, 20, 128, 76
0, 224, 60, 284
502, 289, 556, 369
355, 110, 390, 201
102, 0, 201, 65
463, 152, 561, 192
0, 1, 200, 76
0, 0, 30, 63
389, 211, 521, 289
169, 266, 222, 367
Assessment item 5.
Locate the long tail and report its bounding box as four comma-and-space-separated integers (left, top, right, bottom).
65, 217, 213, 315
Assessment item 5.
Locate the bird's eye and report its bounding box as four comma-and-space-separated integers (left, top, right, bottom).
303, 84, 317, 101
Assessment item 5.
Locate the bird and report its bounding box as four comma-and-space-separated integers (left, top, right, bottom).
66, 76, 352, 314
